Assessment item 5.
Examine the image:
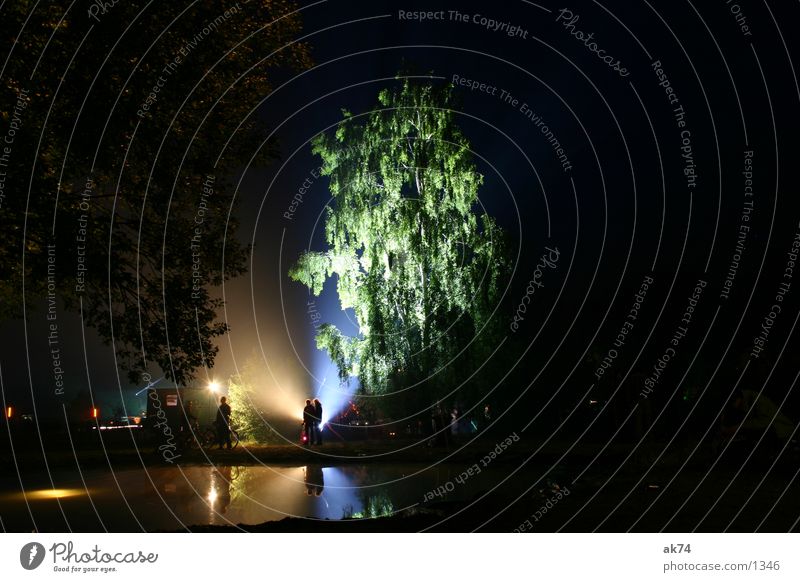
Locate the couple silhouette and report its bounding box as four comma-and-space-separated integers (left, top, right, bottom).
302, 398, 323, 445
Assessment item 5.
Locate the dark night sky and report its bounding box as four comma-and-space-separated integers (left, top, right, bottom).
3, 0, 800, 428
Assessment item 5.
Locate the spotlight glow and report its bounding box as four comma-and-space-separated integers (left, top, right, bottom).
311, 361, 357, 427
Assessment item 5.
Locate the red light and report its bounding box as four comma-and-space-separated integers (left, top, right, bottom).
92, 408, 98, 418
6, 406, 12, 419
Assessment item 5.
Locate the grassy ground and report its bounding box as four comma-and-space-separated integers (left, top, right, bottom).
2, 431, 643, 471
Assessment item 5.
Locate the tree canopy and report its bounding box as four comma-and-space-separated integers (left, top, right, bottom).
0, 1, 312, 384
290, 80, 509, 410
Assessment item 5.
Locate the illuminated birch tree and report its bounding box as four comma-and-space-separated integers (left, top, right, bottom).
290, 80, 509, 406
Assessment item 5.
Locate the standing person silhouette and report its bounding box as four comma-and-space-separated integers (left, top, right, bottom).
216, 396, 232, 450
313, 398, 323, 445
302, 399, 316, 445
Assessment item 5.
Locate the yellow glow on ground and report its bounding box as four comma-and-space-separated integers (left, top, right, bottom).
27, 488, 85, 500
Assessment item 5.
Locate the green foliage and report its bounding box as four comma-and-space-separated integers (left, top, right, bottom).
344, 491, 394, 519
227, 370, 276, 444
0, 1, 312, 384
290, 79, 510, 406
315, 323, 359, 381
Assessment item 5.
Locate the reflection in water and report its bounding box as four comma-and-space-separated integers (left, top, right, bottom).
208, 466, 232, 516
25, 488, 86, 500
303, 465, 324, 496
344, 491, 394, 519
2, 463, 495, 531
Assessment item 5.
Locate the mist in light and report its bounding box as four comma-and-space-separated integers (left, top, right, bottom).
302, 289, 361, 429
309, 351, 358, 429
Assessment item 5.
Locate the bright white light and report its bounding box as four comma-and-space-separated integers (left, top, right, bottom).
208, 381, 221, 393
